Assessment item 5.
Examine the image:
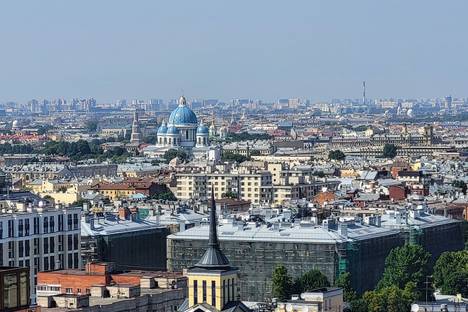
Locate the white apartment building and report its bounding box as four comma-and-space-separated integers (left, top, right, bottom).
175, 163, 339, 205
176, 171, 273, 204
0, 201, 82, 299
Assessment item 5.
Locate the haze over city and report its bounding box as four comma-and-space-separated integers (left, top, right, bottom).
0, 2, 467, 312
1, 0, 468, 102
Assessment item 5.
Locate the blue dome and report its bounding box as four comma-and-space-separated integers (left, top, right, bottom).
157, 123, 168, 134
197, 124, 209, 135
168, 104, 198, 126
166, 125, 179, 135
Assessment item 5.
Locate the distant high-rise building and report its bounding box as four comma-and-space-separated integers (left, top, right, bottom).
445, 96, 452, 110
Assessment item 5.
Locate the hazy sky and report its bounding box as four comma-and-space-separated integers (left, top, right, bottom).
1, 0, 467, 102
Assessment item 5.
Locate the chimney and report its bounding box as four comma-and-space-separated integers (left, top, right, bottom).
118, 207, 130, 220
338, 223, 348, 238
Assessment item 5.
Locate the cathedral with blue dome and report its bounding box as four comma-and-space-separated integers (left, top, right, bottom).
157, 96, 209, 150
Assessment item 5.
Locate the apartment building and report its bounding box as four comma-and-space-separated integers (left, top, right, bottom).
175, 163, 339, 205
176, 170, 273, 204
0, 201, 82, 299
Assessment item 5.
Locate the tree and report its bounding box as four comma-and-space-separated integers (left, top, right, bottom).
144, 134, 158, 144
294, 269, 330, 293
328, 150, 345, 161
272, 265, 292, 301
377, 244, 431, 300
353, 125, 369, 132
335, 272, 357, 302
85, 120, 99, 133
452, 180, 467, 195
222, 152, 249, 163
222, 191, 238, 199
363, 282, 416, 312
163, 149, 188, 162
382, 144, 398, 159
313, 171, 325, 178
433, 250, 468, 297
249, 150, 261, 156
226, 132, 272, 142
151, 190, 177, 201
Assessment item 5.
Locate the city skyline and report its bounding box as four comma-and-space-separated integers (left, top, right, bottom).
1, 0, 468, 102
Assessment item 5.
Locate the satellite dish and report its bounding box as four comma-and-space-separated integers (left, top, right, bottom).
410, 304, 419, 312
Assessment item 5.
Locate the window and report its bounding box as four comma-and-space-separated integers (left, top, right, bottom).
223, 280, 226, 304
73, 234, 79, 250
49, 216, 55, 233
58, 254, 64, 269
227, 279, 230, 302
67, 253, 73, 268
33, 238, 39, 255
50, 237, 55, 253
211, 281, 216, 307
8, 219, 14, 237
25, 240, 30, 257
43, 217, 49, 234
0, 221, 2, 239
67, 234, 73, 251
19, 241, 24, 257
73, 214, 79, 230
193, 280, 198, 304
33, 217, 39, 234
25, 219, 30, 236
50, 256, 55, 270
44, 257, 49, 271
73, 252, 79, 269
58, 215, 63, 231
66, 288, 73, 294
202, 280, 207, 302
34, 258, 39, 274
67, 215, 72, 231
58, 235, 63, 251
231, 278, 235, 300
18, 220, 23, 237
44, 237, 49, 254
8, 241, 14, 258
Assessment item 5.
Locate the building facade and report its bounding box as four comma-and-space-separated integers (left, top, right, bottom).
0, 202, 82, 299
168, 212, 464, 301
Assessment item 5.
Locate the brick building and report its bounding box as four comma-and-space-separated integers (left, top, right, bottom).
91, 178, 167, 200
37, 262, 186, 297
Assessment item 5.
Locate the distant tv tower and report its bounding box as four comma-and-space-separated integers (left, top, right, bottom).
362, 81, 366, 105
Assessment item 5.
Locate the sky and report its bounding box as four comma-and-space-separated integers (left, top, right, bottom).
0, 0, 467, 103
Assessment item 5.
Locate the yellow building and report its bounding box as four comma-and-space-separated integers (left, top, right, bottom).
182, 191, 251, 312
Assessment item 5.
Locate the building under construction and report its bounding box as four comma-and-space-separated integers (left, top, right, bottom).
167, 210, 464, 301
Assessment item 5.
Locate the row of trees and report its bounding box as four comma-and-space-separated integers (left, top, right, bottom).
40, 139, 130, 162
271, 244, 468, 312
328, 144, 398, 161
226, 132, 272, 142
272, 267, 331, 301
0, 143, 34, 155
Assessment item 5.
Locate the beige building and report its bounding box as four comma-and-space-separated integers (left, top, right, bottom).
176, 170, 273, 204
25, 179, 94, 205
175, 163, 338, 205
276, 288, 344, 312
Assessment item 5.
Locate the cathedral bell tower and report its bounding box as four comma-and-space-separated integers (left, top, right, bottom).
186, 188, 239, 311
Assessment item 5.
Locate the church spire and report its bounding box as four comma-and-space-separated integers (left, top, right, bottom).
195, 186, 230, 269
208, 186, 219, 248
